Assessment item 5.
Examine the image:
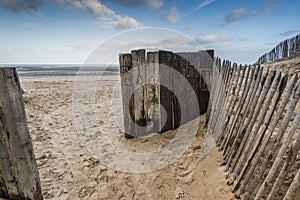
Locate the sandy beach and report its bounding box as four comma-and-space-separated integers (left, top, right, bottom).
20, 77, 234, 200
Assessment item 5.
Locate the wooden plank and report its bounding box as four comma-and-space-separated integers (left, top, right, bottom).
172, 53, 187, 128
187, 53, 201, 121
119, 53, 135, 138
199, 50, 214, 91
159, 50, 174, 132
0, 68, 43, 200
132, 49, 147, 136
146, 52, 160, 133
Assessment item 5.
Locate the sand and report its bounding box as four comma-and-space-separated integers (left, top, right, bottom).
20, 77, 234, 200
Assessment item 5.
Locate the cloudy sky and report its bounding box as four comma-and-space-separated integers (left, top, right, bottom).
0, 0, 299, 64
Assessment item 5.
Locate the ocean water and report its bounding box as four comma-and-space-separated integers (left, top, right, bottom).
0, 64, 120, 79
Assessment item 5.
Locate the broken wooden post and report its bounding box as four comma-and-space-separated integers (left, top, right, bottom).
0, 68, 43, 200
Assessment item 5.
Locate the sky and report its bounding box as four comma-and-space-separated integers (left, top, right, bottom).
0, 0, 300, 64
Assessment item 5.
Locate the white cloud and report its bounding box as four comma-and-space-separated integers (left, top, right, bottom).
194, 34, 232, 45
161, 6, 180, 23
111, 0, 163, 9
56, 0, 142, 29
219, 8, 258, 26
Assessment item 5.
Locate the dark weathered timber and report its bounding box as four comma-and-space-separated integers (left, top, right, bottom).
258, 34, 300, 64
119, 49, 212, 137
132, 49, 147, 136
0, 68, 43, 200
159, 50, 174, 132
172, 53, 186, 128
119, 54, 135, 138
146, 52, 160, 133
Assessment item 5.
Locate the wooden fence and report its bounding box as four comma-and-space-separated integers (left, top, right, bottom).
208, 58, 300, 199
0, 68, 43, 200
119, 49, 213, 138
258, 34, 300, 64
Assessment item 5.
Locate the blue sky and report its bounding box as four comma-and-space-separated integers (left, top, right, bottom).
0, 0, 299, 64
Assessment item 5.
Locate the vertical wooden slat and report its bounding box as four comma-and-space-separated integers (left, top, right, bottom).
228, 70, 274, 180
227, 69, 268, 179
132, 49, 147, 136
255, 80, 300, 200
232, 72, 281, 192
283, 167, 300, 200
221, 65, 252, 152
146, 52, 160, 133
236, 74, 291, 197
245, 77, 300, 199
267, 111, 300, 199
159, 50, 174, 132
0, 68, 43, 200
119, 53, 135, 138
216, 64, 239, 145
224, 66, 263, 164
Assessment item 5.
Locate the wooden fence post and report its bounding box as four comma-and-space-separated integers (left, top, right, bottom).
244, 76, 299, 199
146, 52, 160, 133
284, 167, 300, 200
119, 53, 135, 138
255, 80, 300, 200
0, 68, 43, 200
159, 50, 174, 132
236, 73, 291, 197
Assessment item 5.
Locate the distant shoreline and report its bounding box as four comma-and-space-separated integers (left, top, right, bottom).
5, 64, 121, 80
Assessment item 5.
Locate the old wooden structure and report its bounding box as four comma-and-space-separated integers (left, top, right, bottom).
208, 58, 300, 200
119, 49, 213, 138
0, 68, 43, 200
258, 34, 300, 64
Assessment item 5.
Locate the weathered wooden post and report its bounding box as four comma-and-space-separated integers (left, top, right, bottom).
0, 68, 43, 200
159, 50, 174, 132
119, 53, 135, 138
132, 49, 147, 133
146, 52, 160, 133
119, 49, 212, 137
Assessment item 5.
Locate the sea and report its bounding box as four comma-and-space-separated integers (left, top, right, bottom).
0, 64, 120, 79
